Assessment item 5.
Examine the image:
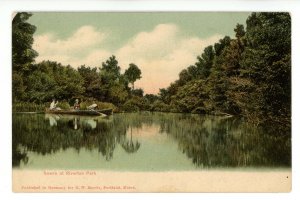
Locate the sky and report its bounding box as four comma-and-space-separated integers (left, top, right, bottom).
29, 12, 250, 94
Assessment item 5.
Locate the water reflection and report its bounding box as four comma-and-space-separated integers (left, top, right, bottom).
12, 113, 291, 170
121, 127, 141, 154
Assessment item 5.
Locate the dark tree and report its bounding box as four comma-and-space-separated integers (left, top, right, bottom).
124, 63, 142, 90
12, 12, 38, 101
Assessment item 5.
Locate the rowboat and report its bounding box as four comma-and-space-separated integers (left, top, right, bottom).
45, 108, 113, 116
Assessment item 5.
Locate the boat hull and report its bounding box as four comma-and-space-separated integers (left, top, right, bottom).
45, 109, 102, 116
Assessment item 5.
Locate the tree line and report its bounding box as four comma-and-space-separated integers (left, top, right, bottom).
12, 12, 291, 127
155, 12, 291, 126
12, 13, 143, 111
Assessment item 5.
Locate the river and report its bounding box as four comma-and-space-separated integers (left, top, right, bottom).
12, 112, 291, 171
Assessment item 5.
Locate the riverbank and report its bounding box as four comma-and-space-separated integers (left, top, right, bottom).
12, 169, 291, 192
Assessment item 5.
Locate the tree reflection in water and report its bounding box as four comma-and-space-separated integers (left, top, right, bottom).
12, 113, 291, 168
121, 127, 141, 154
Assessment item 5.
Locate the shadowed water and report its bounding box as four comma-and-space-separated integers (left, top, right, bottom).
12, 112, 291, 171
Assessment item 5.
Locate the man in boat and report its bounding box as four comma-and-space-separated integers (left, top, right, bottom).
50, 99, 61, 110
74, 99, 80, 110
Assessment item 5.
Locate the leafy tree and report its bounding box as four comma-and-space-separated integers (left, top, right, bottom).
234, 23, 246, 40
131, 88, 144, 97
159, 12, 290, 127
78, 65, 103, 99
241, 12, 291, 123
194, 45, 215, 79
159, 88, 171, 104
12, 12, 38, 101
98, 56, 131, 104
25, 61, 85, 103
144, 94, 159, 104
12, 12, 38, 72
171, 79, 210, 113
124, 63, 142, 90
178, 69, 193, 86
101, 55, 121, 81
26, 70, 56, 103
214, 36, 231, 57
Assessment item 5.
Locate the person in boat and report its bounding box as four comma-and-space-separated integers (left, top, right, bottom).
50, 99, 61, 110
87, 102, 98, 110
74, 99, 80, 110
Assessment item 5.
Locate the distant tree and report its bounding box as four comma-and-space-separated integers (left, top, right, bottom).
144, 94, 159, 104
131, 88, 144, 97
159, 88, 171, 104
234, 23, 246, 40
124, 63, 142, 90
78, 65, 103, 99
214, 36, 231, 57
99, 56, 130, 103
195, 45, 215, 79
178, 69, 192, 86
25, 61, 85, 103
101, 55, 121, 81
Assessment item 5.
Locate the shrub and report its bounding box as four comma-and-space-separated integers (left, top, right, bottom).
56, 101, 71, 110
122, 100, 140, 112
151, 100, 171, 112
80, 100, 118, 112
12, 102, 46, 112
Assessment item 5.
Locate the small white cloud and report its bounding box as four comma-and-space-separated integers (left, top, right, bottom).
117, 24, 179, 61
33, 25, 107, 67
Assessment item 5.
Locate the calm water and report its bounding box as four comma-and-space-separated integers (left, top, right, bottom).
12, 112, 291, 171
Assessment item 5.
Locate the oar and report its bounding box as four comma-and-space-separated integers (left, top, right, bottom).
94, 110, 107, 117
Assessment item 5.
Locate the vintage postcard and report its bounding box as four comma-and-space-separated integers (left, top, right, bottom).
12, 12, 291, 192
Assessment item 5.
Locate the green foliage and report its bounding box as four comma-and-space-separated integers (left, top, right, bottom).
80, 100, 117, 112
101, 55, 121, 81
12, 72, 26, 102
241, 12, 291, 123
124, 63, 142, 90
78, 65, 102, 98
171, 80, 210, 113
56, 101, 71, 110
122, 100, 140, 112
25, 61, 85, 103
194, 45, 215, 79
131, 88, 144, 97
144, 94, 159, 104
12, 102, 46, 112
122, 96, 150, 112
12, 12, 38, 72
151, 100, 171, 112
159, 12, 291, 127
12, 12, 38, 102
